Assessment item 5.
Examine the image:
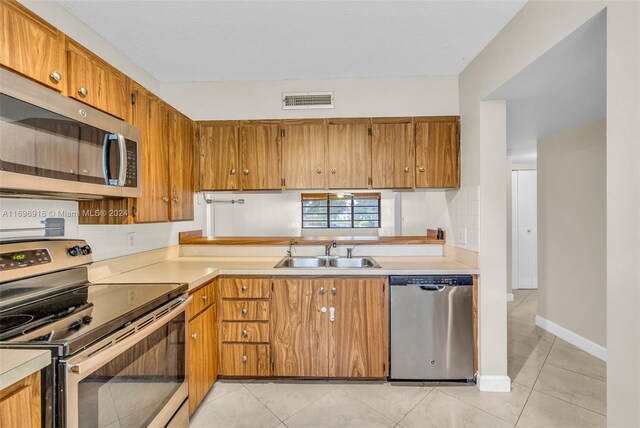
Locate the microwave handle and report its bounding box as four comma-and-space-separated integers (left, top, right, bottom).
102, 133, 127, 186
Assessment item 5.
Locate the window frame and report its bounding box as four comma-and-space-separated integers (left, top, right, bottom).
301, 192, 381, 229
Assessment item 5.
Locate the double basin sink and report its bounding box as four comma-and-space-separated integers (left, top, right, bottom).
274, 256, 381, 269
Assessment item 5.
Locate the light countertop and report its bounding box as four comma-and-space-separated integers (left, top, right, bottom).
0, 349, 50, 390
96, 256, 478, 290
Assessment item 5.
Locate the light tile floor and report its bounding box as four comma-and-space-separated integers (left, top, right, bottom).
190, 290, 606, 427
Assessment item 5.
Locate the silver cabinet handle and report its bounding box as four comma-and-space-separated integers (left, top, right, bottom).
241, 285, 248, 293
418, 165, 426, 172
50, 71, 62, 82
173, 196, 179, 203
82, 169, 88, 174
329, 307, 335, 322
241, 329, 248, 338
243, 169, 249, 175
319, 287, 325, 295
242, 355, 248, 363
321, 306, 327, 313
331, 287, 337, 295
162, 196, 169, 203
404, 166, 410, 173
241, 308, 247, 316
330, 168, 336, 174
316, 167, 323, 174
202, 295, 208, 301
191, 333, 197, 339
78, 86, 89, 97
230, 168, 236, 175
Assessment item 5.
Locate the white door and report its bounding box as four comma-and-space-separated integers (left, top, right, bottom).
513, 170, 538, 289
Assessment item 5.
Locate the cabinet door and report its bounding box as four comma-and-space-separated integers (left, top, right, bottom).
0, 371, 40, 428
281, 123, 327, 189
415, 119, 460, 188
329, 278, 388, 378
200, 124, 239, 190
272, 279, 329, 377
188, 312, 204, 415
0, 0, 65, 91
240, 124, 280, 190
169, 110, 195, 221
133, 87, 170, 222
66, 40, 129, 120
327, 121, 370, 189
203, 303, 218, 394
371, 122, 414, 189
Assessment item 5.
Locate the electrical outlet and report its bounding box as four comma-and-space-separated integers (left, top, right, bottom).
458, 228, 467, 244
127, 232, 135, 248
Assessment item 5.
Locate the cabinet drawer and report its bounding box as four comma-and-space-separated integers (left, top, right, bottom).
190, 282, 214, 319
220, 278, 270, 299
221, 300, 269, 321
220, 344, 270, 376
221, 322, 269, 343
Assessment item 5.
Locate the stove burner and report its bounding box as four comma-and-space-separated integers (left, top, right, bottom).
0, 314, 34, 333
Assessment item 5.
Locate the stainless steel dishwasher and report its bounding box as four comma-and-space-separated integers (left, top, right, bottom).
389, 275, 474, 381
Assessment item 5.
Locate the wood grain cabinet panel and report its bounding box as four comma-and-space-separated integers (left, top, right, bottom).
219, 277, 270, 299
271, 279, 329, 377
221, 322, 269, 343
66, 40, 129, 120
281, 123, 327, 189
327, 121, 371, 189
220, 344, 270, 377
169, 109, 195, 221
221, 300, 269, 321
0, 0, 65, 92
329, 278, 388, 378
371, 122, 415, 189
240, 124, 281, 190
200, 124, 239, 190
415, 119, 460, 188
0, 371, 41, 428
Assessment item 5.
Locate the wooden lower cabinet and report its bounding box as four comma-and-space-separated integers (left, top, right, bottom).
220, 344, 270, 376
0, 370, 41, 428
188, 281, 217, 416
271, 277, 388, 378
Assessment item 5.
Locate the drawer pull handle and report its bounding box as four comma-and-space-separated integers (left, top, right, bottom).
241, 285, 248, 293
191, 333, 197, 340
331, 287, 337, 295
418, 165, 426, 172
50, 71, 62, 82
242, 355, 248, 363
241, 308, 247, 316
319, 287, 325, 295
78, 86, 89, 97
230, 168, 236, 175
241, 329, 248, 338
202, 295, 208, 301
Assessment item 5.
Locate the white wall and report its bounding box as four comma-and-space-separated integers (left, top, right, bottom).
0, 196, 207, 261
459, 0, 640, 422
207, 190, 451, 238
537, 117, 606, 347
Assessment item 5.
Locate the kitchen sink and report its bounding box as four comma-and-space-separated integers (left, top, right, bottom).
274, 256, 380, 269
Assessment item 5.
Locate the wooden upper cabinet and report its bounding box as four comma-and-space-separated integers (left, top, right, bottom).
66, 40, 129, 120
329, 278, 388, 378
169, 109, 195, 221
0, 0, 65, 91
371, 120, 415, 189
240, 124, 280, 190
281, 122, 327, 189
132, 85, 169, 223
200, 123, 239, 191
415, 118, 460, 188
327, 120, 371, 189
271, 279, 329, 377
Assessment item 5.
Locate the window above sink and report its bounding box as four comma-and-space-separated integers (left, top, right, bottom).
301, 193, 381, 229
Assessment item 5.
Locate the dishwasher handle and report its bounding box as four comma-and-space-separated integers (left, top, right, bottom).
419, 284, 446, 292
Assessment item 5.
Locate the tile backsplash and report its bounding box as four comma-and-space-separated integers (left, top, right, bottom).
0, 196, 207, 261
446, 185, 480, 251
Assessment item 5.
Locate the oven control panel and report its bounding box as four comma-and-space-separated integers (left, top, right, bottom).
0, 249, 51, 271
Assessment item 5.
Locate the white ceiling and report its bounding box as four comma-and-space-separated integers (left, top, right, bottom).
487, 11, 606, 164
56, 0, 525, 82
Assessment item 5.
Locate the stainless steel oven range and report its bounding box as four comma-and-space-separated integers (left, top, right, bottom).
0, 239, 190, 428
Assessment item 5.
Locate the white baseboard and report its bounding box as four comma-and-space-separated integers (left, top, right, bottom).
535, 315, 607, 362
476, 375, 512, 392
506, 293, 514, 302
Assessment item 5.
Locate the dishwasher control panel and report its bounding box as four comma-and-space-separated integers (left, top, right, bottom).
389, 275, 473, 286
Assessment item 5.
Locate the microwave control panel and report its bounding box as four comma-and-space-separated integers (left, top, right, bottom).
125, 140, 138, 188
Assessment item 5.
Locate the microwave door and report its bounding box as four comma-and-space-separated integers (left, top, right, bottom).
102, 133, 127, 186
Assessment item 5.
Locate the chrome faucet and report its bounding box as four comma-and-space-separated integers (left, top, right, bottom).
325, 240, 337, 257
346, 248, 353, 259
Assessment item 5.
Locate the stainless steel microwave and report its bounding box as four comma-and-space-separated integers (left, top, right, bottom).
0, 68, 141, 200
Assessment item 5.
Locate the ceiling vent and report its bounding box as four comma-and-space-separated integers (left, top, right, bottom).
282, 92, 334, 110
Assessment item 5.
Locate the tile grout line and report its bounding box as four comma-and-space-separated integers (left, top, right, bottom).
338, 386, 403, 427
543, 359, 607, 383
272, 381, 340, 425
240, 382, 288, 425
396, 385, 437, 427
435, 385, 523, 426
533, 388, 608, 418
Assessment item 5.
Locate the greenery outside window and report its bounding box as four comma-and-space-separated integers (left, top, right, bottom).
301, 193, 381, 229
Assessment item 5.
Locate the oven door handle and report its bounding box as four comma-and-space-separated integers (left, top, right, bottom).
66, 295, 191, 376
